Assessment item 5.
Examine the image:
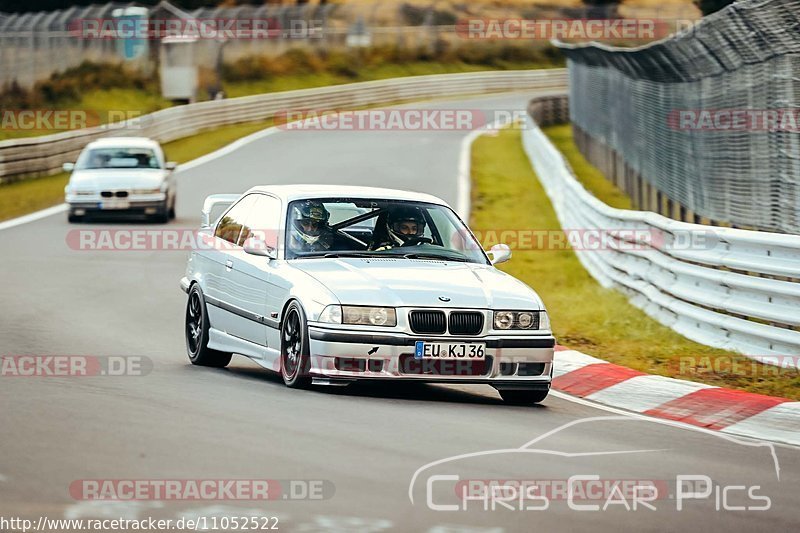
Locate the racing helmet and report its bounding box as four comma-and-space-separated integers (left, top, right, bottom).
387, 205, 426, 244
291, 200, 330, 247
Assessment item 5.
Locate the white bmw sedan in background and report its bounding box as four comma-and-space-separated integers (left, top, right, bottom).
181, 185, 555, 404
64, 137, 177, 223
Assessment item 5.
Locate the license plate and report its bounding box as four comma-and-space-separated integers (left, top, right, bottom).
414, 341, 486, 360
100, 200, 130, 210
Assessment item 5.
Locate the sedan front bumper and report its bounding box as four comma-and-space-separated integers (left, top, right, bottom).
307, 325, 555, 387
67, 193, 167, 216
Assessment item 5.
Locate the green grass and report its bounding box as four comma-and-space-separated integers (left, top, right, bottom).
0, 173, 71, 221
0, 88, 172, 141
470, 127, 800, 399
542, 124, 632, 209
0, 119, 273, 222
161, 119, 274, 164
79, 87, 171, 117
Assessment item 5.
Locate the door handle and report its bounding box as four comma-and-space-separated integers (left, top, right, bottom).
225, 260, 233, 271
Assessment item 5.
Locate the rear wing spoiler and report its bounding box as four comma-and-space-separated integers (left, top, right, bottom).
201, 194, 241, 229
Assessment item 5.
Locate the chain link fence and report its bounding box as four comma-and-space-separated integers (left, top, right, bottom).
558, 0, 800, 234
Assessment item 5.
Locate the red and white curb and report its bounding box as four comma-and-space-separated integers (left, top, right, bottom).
552, 347, 800, 446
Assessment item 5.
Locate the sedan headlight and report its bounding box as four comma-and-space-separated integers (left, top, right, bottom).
493, 310, 546, 330
132, 187, 162, 195
65, 186, 93, 196
317, 305, 397, 327
539, 311, 550, 331
343, 306, 397, 327
318, 305, 342, 324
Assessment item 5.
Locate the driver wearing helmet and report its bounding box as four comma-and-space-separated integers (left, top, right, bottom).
370, 205, 428, 251
289, 200, 333, 253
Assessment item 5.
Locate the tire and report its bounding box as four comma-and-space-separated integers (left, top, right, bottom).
280, 302, 311, 388
151, 200, 169, 223
499, 388, 549, 405
168, 195, 176, 220
68, 212, 82, 223
185, 284, 232, 368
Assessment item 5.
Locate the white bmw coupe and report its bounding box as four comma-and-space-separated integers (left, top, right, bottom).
181, 185, 555, 404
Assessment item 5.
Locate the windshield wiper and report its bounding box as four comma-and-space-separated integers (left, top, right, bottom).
401, 252, 468, 262
326, 252, 376, 258
300, 252, 376, 259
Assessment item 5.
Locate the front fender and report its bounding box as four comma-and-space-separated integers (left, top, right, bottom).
276, 266, 340, 324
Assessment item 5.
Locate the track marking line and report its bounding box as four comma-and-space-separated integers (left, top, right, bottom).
0, 203, 67, 231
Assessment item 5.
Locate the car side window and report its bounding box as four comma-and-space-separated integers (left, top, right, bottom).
241, 195, 282, 249
215, 195, 257, 246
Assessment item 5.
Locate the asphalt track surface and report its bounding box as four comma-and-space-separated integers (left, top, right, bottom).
1, 92, 799, 532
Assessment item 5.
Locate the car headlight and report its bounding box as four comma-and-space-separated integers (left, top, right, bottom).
66, 186, 93, 196
132, 187, 162, 195
318, 305, 342, 324
343, 306, 397, 327
539, 311, 550, 331
493, 310, 545, 330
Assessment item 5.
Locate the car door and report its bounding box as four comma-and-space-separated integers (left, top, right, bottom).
205, 194, 257, 341
246, 195, 288, 363
222, 194, 282, 349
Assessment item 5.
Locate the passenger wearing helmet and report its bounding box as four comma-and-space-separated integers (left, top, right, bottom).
289, 200, 333, 253
370, 205, 429, 251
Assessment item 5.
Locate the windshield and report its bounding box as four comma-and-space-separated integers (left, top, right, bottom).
76, 147, 161, 170
285, 198, 488, 264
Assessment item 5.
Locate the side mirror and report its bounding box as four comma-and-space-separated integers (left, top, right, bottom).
201, 193, 240, 229
488, 243, 511, 265
165, 162, 177, 171
62, 162, 75, 172
243, 238, 277, 259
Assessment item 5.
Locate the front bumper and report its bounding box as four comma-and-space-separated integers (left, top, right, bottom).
67, 194, 167, 215
306, 325, 555, 387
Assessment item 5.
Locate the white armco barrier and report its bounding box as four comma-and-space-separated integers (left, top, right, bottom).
0, 69, 567, 181
522, 115, 800, 366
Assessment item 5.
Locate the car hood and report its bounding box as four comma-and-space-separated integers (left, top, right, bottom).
291, 258, 544, 310
68, 169, 167, 191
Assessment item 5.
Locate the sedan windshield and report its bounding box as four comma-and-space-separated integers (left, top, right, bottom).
285, 198, 488, 264
76, 147, 161, 170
